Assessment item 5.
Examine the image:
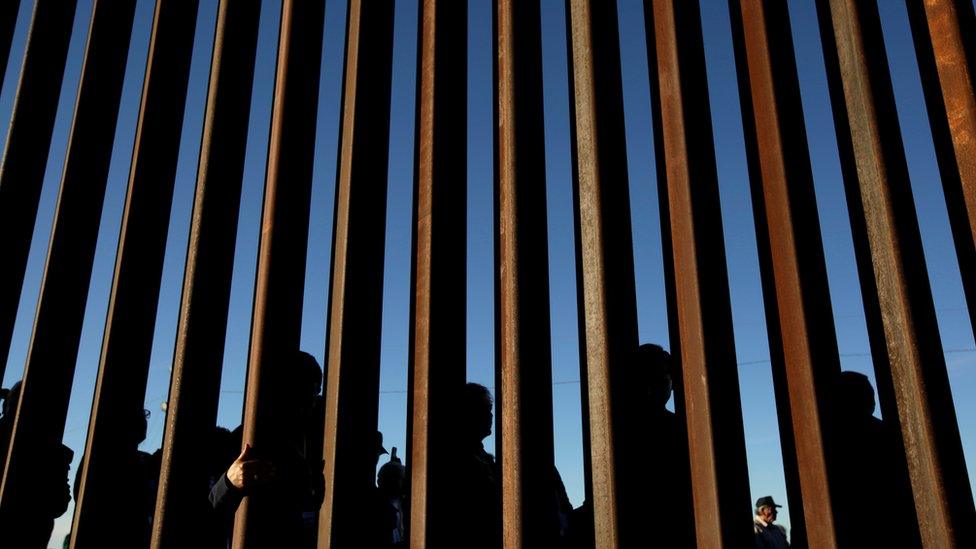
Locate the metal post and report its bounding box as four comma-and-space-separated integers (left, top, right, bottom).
407, 0, 467, 546
905, 0, 976, 343
726, 1, 852, 546
0, 0, 137, 534
232, 0, 324, 546
151, 2, 262, 546
565, 0, 640, 545
69, 1, 199, 546
643, 1, 752, 546
494, 0, 556, 547
0, 0, 78, 381
318, 0, 395, 546
815, 0, 976, 545
0, 0, 22, 93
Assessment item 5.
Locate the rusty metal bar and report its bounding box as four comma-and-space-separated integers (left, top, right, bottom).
151, 1, 262, 546
643, 1, 752, 547
232, 0, 325, 546
0, 0, 21, 93
0, 0, 78, 382
0, 0, 136, 534
815, 0, 976, 546
68, 1, 199, 546
318, 0, 395, 546
407, 0, 467, 546
726, 1, 849, 547
494, 0, 557, 547
564, 0, 639, 546
906, 0, 976, 343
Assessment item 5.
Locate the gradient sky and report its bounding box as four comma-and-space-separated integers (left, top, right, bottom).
0, 0, 973, 546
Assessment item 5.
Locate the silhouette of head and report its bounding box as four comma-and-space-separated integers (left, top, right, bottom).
838, 371, 876, 419
634, 344, 673, 409
461, 383, 493, 444
1, 381, 21, 418
270, 350, 323, 420
378, 450, 405, 497
123, 408, 150, 447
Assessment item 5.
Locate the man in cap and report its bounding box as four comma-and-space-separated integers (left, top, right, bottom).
753, 496, 789, 548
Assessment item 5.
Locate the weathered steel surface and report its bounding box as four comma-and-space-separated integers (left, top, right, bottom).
0, 0, 78, 382
150, 2, 262, 546
318, 0, 395, 546
565, 0, 640, 546
0, 0, 21, 93
495, 0, 557, 547
407, 0, 467, 547
726, 1, 846, 547
0, 0, 137, 527
232, 0, 324, 546
644, 1, 752, 547
906, 0, 976, 343
815, 0, 976, 546
69, 1, 199, 546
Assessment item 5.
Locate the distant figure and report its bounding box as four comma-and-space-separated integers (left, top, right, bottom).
569, 344, 693, 548
376, 443, 405, 547
753, 496, 788, 549
833, 371, 920, 547
0, 381, 73, 548
209, 350, 325, 548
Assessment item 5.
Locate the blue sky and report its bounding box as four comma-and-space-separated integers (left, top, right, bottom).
0, 0, 973, 545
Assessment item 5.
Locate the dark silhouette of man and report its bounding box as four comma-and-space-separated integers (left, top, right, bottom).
209, 350, 325, 548
0, 381, 73, 548
72, 406, 159, 547
569, 344, 694, 548
445, 382, 501, 548
377, 446, 406, 547
833, 371, 920, 547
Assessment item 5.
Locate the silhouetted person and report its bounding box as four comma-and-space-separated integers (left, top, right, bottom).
0, 381, 73, 548
209, 350, 325, 548
443, 382, 500, 548
569, 344, 693, 548
72, 406, 159, 547
833, 371, 920, 547
753, 495, 789, 548
377, 446, 406, 547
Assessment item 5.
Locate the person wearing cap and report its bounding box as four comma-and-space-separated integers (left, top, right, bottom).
753, 496, 789, 549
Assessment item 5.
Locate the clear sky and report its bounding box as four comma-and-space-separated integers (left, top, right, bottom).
0, 0, 973, 546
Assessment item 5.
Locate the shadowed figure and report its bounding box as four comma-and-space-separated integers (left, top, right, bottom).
569, 344, 694, 548
833, 371, 920, 547
0, 381, 73, 548
209, 350, 325, 548
441, 382, 501, 548
73, 406, 160, 547
377, 446, 406, 547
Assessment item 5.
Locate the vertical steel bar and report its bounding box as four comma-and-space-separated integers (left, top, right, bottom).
0, 0, 78, 382
407, 0, 467, 546
0, 0, 21, 93
232, 0, 324, 546
564, 0, 639, 546
318, 0, 395, 546
494, 0, 556, 547
726, 1, 848, 547
68, 1, 199, 546
0, 0, 137, 532
906, 0, 976, 343
815, 0, 976, 546
151, 2, 262, 546
642, 1, 752, 547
